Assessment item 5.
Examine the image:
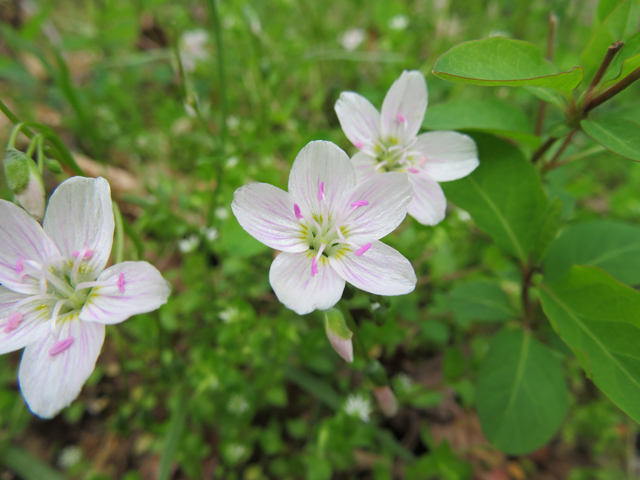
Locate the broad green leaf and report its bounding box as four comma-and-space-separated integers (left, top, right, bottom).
580, 0, 640, 79
595, 0, 627, 23
540, 266, 640, 423
432, 37, 583, 95
524, 86, 567, 108
443, 134, 548, 261
450, 281, 515, 324
422, 99, 540, 148
532, 199, 562, 265
599, 31, 640, 89
581, 118, 640, 162
0, 445, 68, 480
477, 329, 568, 455
544, 220, 640, 285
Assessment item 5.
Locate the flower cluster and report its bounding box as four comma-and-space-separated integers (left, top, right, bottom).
0, 177, 170, 418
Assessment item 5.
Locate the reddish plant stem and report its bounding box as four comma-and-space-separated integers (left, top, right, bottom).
584, 65, 640, 114
534, 14, 558, 137
543, 130, 577, 173
531, 136, 558, 163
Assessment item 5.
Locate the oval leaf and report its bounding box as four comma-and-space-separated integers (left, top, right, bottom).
422, 98, 540, 148
540, 266, 640, 423
599, 31, 640, 89
544, 220, 640, 285
581, 118, 640, 162
450, 280, 515, 325
442, 133, 548, 261
477, 329, 569, 455
432, 37, 583, 94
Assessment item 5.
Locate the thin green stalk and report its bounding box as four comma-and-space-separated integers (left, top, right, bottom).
206, 0, 228, 228
158, 387, 189, 480
112, 201, 125, 264
36, 135, 45, 173
340, 304, 368, 360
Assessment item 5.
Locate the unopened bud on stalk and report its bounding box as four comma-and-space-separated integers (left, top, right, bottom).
44, 157, 63, 174
3, 148, 45, 221
324, 308, 353, 363
372, 385, 399, 417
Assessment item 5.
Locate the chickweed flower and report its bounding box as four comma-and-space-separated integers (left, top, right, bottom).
335, 70, 479, 225
231, 141, 416, 315
344, 393, 372, 422
0, 177, 171, 418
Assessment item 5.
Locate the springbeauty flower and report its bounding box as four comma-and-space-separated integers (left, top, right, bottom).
231, 140, 416, 315
335, 70, 479, 226
0, 176, 171, 418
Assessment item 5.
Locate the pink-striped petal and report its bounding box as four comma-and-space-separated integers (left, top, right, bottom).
380, 70, 428, 144
329, 240, 416, 296
18, 313, 105, 418
414, 131, 479, 182
0, 200, 61, 295
335, 92, 382, 148
269, 252, 345, 315
406, 170, 447, 226
43, 177, 114, 284
231, 183, 307, 253
351, 152, 378, 184
0, 286, 52, 354
80, 261, 171, 325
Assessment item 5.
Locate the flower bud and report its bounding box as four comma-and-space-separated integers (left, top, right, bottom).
44, 157, 63, 174
3, 148, 45, 221
364, 360, 389, 387
324, 308, 353, 363
373, 385, 398, 417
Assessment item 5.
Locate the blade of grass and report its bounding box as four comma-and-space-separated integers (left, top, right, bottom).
0, 445, 68, 480
158, 388, 189, 480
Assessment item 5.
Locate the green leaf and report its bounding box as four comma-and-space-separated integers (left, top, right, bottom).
540, 266, 640, 423
443, 134, 548, 261
222, 215, 269, 257
599, 31, 640, 89
422, 98, 539, 148
580, 0, 640, 79
158, 389, 189, 480
544, 220, 640, 285
0, 445, 68, 480
450, 281, 515, 324
581, 117, 640, 162
477, 329, 568, 455
432, 37, 583, 95
532, 199, 562, 265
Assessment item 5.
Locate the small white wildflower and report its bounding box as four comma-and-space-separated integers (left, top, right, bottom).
389, 15, 409, 30
215, 206, 230, 221
339, 28, 366, 51
395, 373, 413, 391
228, 394, 250, 415
219, 306, 239, 323
371, 302, 381, 311
344, 393, 372, 422
184, 102, 197, 118
178, 234, 200, 253
224, 443, 247, 463
205, 227, 219, 242
180, 30, 209, 73
57, 445, 82, 469
457, 209, 471, 221
226, 156, 239, 169
227, 116, 240, 130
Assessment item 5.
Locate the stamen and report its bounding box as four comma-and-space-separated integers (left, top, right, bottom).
294, 204, 303, 220
72, 249, 94, 259
3, 312, 23, 333
118, 273, 125, 293
50, 299, 67, 330
420, 157, 428, 167
408, 168, 420, 174
396, 113, 408, 128
374, 161, 388, 172
355, 243, 372, 257
49, 336, 74, 356
311, 257, 319, 277
318, 181, 325, 201
15, 258, 23, 275
354, 141, 364, 149
351, 201, 369, 208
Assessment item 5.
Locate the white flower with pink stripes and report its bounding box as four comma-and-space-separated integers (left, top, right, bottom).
0, 176, 170, 418
335, 70, 479, 226
232, 140, 416, 315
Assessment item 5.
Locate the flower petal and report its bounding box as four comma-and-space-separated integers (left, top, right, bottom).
341, 172, 413, 240
0, 199, 61, 295
18, 313, 105, 418
329, 240, 416, 295
351, 152, 378, 184
288, 141, 356, 217
380, 70, 428, 143
0, 287, 52, 354
231, 183, 307, 253
406, 170, 447, 226
80, 261, 171, 324
269, 252, 345, 315
414, 131, 479, 182
335, 92, 382, 148
43, 177, 114, 283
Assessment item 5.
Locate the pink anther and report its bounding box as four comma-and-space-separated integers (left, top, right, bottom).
351, 200, 369, 208
3, 312, 23, 333
49, 336, 74, 356
311, 257, 319, 277
354, 141, 364, 149
420, 157, 428, 167
72, 249, 94, 259
408, 168, 420, 174
294, 204, 303, 220
355, 243, 372, 257
318, 182, 325, 201
15, 258, 23, 275
117, 273, 125, 293
396, 113, 406, 124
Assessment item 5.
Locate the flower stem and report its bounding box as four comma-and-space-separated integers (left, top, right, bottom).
340, 304, 368, 360
112, 201, 125, 264
531, 136, 558, 163
585, 41, 624, 96
584, 65, 640, 114
542, 129, 577, 173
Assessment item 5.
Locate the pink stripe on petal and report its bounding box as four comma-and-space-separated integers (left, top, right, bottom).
351, 200, 369, 208
294, 204, 303, 220
117, 273, 125, 293
354, 243, 371, 257
15, 259, 24, 275
318, 182, 325, 201
49, 336, 74, 356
